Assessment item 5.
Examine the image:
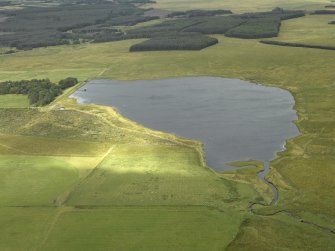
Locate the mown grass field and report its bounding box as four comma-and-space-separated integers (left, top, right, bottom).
0, 3, 335, 250
65, 144, 260, 207
273, 13, 335, 46
0, 155, 82, 206
41, 207, 243, 251
0, 94, 29, 108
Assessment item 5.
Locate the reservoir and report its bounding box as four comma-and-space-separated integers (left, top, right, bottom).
71, 77, 299, 171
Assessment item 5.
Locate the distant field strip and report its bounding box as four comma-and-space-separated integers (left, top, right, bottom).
0, 134, 111, 156
35, 207, 244, 251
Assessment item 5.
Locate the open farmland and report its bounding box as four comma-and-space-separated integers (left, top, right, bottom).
0, 0, 334, 250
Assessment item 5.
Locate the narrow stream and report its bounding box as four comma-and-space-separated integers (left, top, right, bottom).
258, 162, 278, 205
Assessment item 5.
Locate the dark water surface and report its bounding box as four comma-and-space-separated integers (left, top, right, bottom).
71, 77, 299, 171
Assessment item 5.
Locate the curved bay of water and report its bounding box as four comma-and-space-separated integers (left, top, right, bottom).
71, 77, 299, 171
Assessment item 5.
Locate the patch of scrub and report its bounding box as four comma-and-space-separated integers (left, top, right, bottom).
71, 77, 299, 171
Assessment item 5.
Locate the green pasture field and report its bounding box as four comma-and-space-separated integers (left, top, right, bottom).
66, 144, 260, 207
0, 4, 334, 250
0, 154, 91, 206
41, 207, 243, 251
0, 94, 29, 108
0, 207, 58, 251
273, 13, 335, 46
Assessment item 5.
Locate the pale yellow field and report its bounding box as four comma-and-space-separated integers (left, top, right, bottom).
145, 0, 329, 13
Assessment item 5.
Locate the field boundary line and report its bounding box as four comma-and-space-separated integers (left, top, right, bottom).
0, 142, 28, 154
37, 207, 74, 251
59, 146, 115, 206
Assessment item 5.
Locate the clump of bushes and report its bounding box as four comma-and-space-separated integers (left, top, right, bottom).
58, 77, 78, 90
129, 34, 218, 51
0, 77, 78, 106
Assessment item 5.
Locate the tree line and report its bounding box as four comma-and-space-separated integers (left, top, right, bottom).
130, 34, 218, 51
0, 77, 78, 106
260, 40, 335, 51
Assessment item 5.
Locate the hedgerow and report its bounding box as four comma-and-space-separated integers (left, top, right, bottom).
311, 10, 335, 15
260, 40, 335, 50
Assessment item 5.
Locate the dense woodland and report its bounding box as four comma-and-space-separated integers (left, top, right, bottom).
0, 0, 305, 52
130, 34, 218, 51
0, 78, 78, 106
126, 8, 304, 51
225, 17, 281, 39
0, 1, 154, 49
183, 16, 245, 34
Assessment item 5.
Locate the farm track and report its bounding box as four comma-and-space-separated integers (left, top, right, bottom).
37, 207, 74, 251
59, 146, 115, 206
